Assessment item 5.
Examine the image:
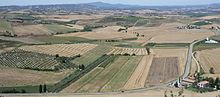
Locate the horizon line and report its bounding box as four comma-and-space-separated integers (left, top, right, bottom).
0, 1, 218, 7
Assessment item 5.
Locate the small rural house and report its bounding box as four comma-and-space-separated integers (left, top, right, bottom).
197, 81, 209, 88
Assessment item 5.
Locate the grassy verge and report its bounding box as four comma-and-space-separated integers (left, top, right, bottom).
145, 43, 189, 48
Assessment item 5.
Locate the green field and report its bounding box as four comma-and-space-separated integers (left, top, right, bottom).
192, 21, 212, 26
0, 20, 12, 32
76, 56, 131, 93
62, 55, 119, 93
34, 36, 95, 44
0, 39, 23, 49
101, 56, 142, 92
72, 45, 112, 66
193, 35, 220, 51
145, 43, 189, 48
44, 24, 79, 34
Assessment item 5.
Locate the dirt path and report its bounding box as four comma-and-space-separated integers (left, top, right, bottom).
123, 55, 153, 90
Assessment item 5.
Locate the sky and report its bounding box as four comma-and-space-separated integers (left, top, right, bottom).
0, 0, 220, 6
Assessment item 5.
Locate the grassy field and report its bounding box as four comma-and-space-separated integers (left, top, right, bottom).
0, 39, 22, 49
76, 56, 130, 93
34, 36, 95, 44
72, 45, 112, 66
61, 55, 119, 93
101, 56, 142, 92
193, 39, 220, 51
192, 21, 212, 26
145, 43, 189, 48
0, 20, 12, 32
44, 24, 79, 34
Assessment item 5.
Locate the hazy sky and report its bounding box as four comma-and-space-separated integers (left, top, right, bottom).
0, 0, 220, 6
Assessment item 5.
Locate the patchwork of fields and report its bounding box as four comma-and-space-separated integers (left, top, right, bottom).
61, 48, 185, 93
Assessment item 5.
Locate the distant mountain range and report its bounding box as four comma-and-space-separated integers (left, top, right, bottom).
0, 2, 220, 11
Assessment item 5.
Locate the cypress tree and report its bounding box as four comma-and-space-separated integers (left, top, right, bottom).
43, 84, 47, 93
39, 84, 42, 93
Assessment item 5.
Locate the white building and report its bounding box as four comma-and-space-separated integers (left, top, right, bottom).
205, 38, 218, 44
197, 81, 209, 88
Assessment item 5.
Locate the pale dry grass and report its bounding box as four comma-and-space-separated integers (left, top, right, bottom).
34, 14, 106, 21
19, 43, 97, 57
123, 55, 153, 89
128, 23, 213, 44
200, 15, 220, 19
12, 24, 54, 36
56, 26, 136, 39
65, 24, 84, 30
0, 67, 73, 87
197, 48, 220, 74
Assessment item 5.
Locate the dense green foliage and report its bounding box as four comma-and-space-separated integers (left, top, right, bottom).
193, 21, 212, 26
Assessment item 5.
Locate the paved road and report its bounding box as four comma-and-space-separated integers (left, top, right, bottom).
169, 40, 201, 87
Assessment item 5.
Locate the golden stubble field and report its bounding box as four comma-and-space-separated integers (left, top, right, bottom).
0, 67, 73, 87
12, 24, 55, 36
128, 23, 213, 44
197, 48, 220, 74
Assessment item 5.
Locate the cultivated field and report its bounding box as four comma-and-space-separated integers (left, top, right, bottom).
152, 48, 187, 75
44, 24, 78, 34
62, 56, 143, 93
123, 55, 153, 90
197, 48, 220, 74
34, 14, 106, 21
12, 24, 54, 36
146, 57, 179, 86
56, 26, 136, 40
72, 45, 112, 66
0, 67, 73, 87
107, 47, 148, 55
101, 56, 142, 92
0, 20, 12, 33
19, 43, 97, 57
75, 56, 130, 93
128, 23, 213, 44
0, 49, 63, 70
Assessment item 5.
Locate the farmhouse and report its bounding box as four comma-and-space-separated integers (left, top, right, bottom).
205, 38, 218, 44
197, 81, 209, 88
